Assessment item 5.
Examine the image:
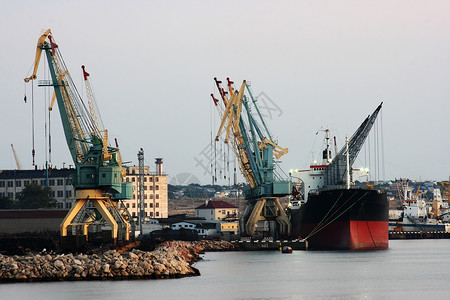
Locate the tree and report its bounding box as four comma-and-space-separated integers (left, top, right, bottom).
15, 184, 57, 209
0, 196, 14, 209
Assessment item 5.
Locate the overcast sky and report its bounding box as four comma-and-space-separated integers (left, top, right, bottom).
1, 0, 449, 185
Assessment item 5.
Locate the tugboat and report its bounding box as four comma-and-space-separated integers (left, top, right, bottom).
289, 103, 389, 250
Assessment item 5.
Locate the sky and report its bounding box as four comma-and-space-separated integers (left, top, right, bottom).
1, 0, 449, 185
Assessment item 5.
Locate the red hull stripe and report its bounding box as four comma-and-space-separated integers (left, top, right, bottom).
301, 220, 389, 250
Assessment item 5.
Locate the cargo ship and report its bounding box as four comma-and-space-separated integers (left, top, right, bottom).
289, 103, 389, 250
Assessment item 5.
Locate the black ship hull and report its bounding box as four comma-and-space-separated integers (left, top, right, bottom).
291, 188, 389, 250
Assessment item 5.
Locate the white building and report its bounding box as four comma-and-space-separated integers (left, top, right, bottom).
121, 166, 168, 220
171, 221, 207, 236
0, 168, 75, 209
195, 200, 238, 221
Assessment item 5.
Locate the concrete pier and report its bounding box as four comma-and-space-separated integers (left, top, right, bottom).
389, 231, 450, 240
232, 239, 308, 251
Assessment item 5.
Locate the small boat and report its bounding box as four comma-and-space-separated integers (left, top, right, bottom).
281, 246, 293, 253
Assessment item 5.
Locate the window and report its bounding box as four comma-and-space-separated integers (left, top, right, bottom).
51, 191, 55, 197
66, 191, 72, 198
57, 179, 63, 186
156, 212, 159, 217
150, 177, 153, 182
49, 179, 55, 186
156, 177, 159, 182
58, 202, 64, 209
40, 180, 45, 186
156, 203, 159, 208
126, 203, 130, 208
150, 203, 153, 208
66, 202, 72, 209
16, 181, 22, 187
144, 203, 147, 208
144, 177, 147, 182
132, 177, 135, 182
24, 180, 30, 186
156, 194, 159, 199
0, 181, 4, 187
32, 180, 38, 184
66, 178, 72, 185
7, 181, 13, 187
156, 185, 159, 190
8, 192, 13, 199
57, 191, 63, 197
132, 203, 136, 208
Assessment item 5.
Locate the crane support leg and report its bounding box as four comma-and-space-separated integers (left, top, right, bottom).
60, 199, 87, 237
91, 199, 119, 242
243, 197, 291, 237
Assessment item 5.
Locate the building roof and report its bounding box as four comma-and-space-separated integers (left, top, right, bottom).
195, 200, 237, 210
0, 168, 75, 180
0, 209, 69, 219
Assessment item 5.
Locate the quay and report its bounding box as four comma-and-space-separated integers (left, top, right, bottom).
389, 231, 450, 240
232, 239, 308, 251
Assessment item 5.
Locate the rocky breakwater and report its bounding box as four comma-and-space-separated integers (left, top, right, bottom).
0, 240, 235, 282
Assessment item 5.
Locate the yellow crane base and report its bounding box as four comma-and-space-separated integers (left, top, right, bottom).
243, 197, 291, 237
60, 189, 130, 245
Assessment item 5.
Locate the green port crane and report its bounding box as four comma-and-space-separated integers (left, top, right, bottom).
24, 29, 133, 246
212, 78, 291, 237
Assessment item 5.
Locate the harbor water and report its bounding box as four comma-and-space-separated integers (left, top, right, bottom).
2, 240, 450, 299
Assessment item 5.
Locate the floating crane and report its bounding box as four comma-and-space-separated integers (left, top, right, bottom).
212, 78, 291, 237
24, 29, 133, 246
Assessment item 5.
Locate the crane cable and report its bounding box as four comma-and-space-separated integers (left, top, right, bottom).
304, 192, 368, 240
31, 80, 35, 166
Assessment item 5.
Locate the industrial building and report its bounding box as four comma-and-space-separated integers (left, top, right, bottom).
121, 165, 168, 220
0, 164, 169, 221
0, 168, 75, 209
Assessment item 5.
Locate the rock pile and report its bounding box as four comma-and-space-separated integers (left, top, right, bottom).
0, 240, 235, 282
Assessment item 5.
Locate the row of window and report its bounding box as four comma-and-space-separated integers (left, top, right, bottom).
126, 177, 160, 183
52, 191, 72, 198
125, 202, 160, 209
57, 202, 73, 209
132, 193, 160, 200
0, 192, 14, 198
0, 190, 72, 199
131, 211, 160, 217
0, 178, 71, 188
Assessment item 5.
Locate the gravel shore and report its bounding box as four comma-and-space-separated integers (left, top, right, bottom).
0, 240, 236, 282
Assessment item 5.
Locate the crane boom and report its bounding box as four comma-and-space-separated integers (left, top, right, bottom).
10, 144, 21, 170
324, 103, 383, 186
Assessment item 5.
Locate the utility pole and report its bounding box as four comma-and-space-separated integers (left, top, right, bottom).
138, 148, 144, 236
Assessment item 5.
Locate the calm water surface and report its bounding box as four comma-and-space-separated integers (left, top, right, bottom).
2, 240, 450, 299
